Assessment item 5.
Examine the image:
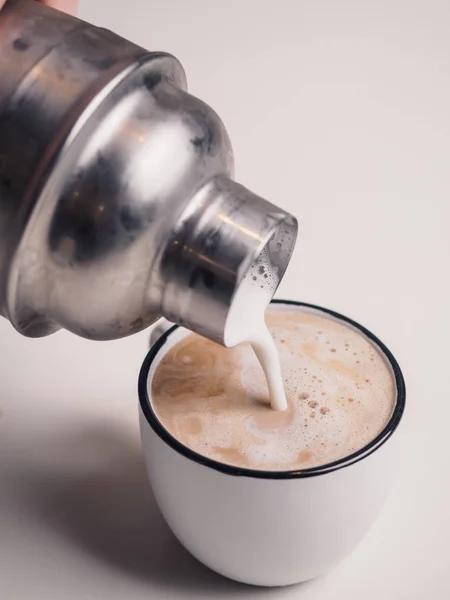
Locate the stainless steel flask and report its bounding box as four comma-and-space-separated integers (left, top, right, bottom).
0, 0, 297, 344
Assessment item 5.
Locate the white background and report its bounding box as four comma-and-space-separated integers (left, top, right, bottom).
1, 0, 449, 598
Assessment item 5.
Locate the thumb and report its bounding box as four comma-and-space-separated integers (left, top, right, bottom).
0, 1, 79, 15
38, 0, 78, 14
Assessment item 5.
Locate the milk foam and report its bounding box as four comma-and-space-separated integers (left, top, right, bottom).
151, 308, 396, 471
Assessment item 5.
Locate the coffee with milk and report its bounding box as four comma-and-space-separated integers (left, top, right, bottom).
151, 307, 395, 471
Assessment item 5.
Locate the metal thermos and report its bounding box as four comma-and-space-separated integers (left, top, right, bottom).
0, 0, 297, 344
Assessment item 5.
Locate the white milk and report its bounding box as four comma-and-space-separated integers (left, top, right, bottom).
224, 249, 287, 411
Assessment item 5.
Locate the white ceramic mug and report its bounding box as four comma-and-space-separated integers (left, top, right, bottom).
138, 301, 406, 586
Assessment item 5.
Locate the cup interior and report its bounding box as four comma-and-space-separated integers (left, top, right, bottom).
138, 300, 405, 479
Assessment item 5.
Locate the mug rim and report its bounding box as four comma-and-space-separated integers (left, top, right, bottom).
138, 300, 406, 479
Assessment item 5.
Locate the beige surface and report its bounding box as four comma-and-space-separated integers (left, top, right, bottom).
1, 0, 449, 598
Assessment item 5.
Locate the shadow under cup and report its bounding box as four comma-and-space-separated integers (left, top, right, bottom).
138, 301, 406, 587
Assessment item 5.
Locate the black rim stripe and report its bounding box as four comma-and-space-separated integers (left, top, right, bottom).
138, 300, 406, 479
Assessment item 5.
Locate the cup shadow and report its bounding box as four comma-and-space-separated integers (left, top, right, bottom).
13, 425, 284, 595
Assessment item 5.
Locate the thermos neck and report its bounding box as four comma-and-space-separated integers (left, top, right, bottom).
159, 175, 297, 345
